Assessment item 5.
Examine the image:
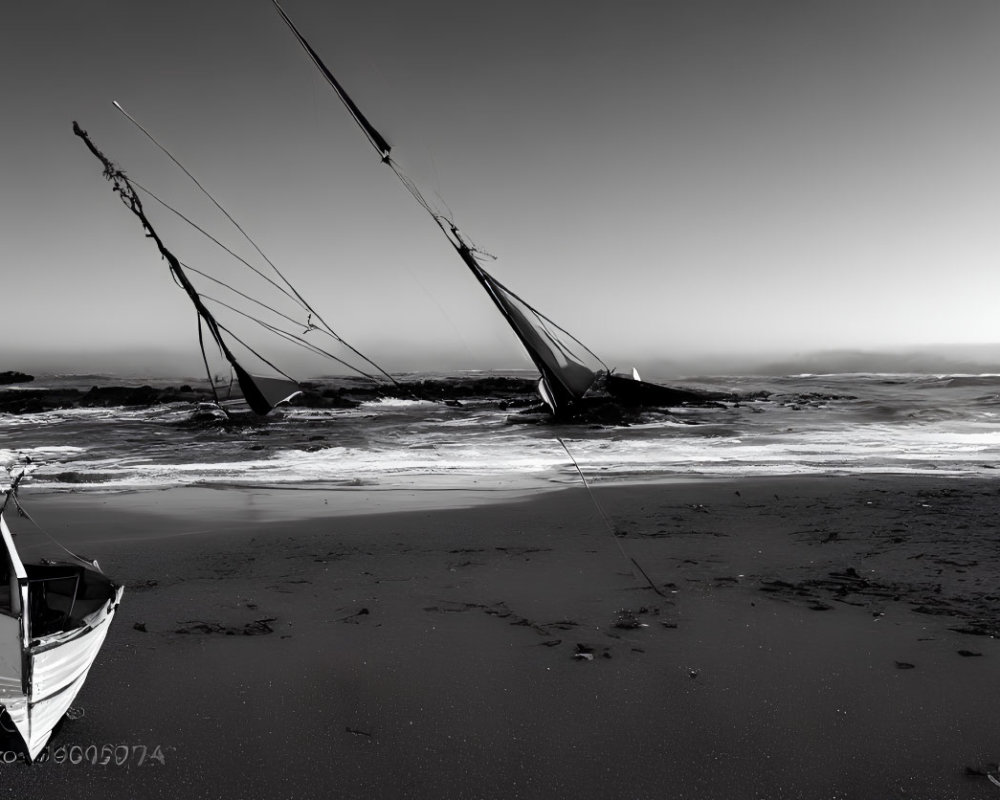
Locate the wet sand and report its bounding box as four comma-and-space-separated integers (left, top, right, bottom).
2, 475, 999, 799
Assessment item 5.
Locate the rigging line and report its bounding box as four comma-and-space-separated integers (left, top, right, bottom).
250, 323, 381, 383
255, 322, 374, 377
534, 316, 598, 369
442, 215, 497, 262
555, 437, 669, 599
185, 260, 398, 387
131, 179, 304, 309
75, 122, 248, 378
389, 159, 439, 219
197, 315, 223, 406
114, 103, 402, 389
269, 3, 599, 389
189, 263, 389, 371
213, 319, 299, 385
196, 290, 354, 367
202, 294, 384, 382
485, 273, 610, 373
0, 471, 25, 514
274, 1, 567, 380
389, 159, 497, 263
392, 149, 608, 376
183, 263, 314, 332
8, 492, 101, 571
113, 101, 306, 304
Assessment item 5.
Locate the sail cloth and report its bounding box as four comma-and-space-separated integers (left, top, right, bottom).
233, 366, 302, 414
458, 246, 600, 413
480, 272, 598, 405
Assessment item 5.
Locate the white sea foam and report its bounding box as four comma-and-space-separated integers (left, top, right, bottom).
1, 445, 86, 464
7, 372, 1000, 491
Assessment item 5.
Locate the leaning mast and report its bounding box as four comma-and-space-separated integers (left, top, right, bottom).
270, 0, 606, 414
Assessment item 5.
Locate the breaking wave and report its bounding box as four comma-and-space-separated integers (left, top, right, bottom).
3, 372, 1000, 492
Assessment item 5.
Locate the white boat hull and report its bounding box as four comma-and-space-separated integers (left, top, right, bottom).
1, 510, 123, 761
2, 587, 122, 760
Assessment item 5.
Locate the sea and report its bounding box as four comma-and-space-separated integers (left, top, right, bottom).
3, 371, 1000, 494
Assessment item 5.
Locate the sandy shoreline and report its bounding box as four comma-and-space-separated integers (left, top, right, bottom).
2, 475, 998, 798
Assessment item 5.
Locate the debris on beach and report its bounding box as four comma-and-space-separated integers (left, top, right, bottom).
613, 609, 651, 629
175, 618, 276, 636
337, 608, 371, 624
965, 763, 1000, 786
574, 643, 594, 658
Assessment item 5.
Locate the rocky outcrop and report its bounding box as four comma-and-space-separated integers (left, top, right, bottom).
0, 371, 33, 385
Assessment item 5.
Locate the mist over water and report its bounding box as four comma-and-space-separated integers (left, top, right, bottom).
11, 342, 1000, 383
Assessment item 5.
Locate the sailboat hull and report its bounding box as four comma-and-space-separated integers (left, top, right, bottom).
2, 586, 122, 761
604, 373, 723, 407
1, 510, 123, 762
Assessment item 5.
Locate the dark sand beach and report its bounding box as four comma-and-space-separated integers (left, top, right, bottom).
2, 476, 999, 799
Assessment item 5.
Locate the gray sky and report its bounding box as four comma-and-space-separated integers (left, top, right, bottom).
4, 1, 1000, 378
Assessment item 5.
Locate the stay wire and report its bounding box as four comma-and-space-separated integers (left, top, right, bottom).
388, 157, 610, 378
7, 490, 103, 572
555, 437, 668, 599
197, 315, 223, 405
135, 177, 400, 388
487, 273, 609, 374
202, 294, 384, 383
132, 178, 303, 308
115, 102, 402, 389
113, 102, 304, 304
132, 171, 401, 389
182, 263, 391, 385
211, 320, 300, 385
183, 262, 310, 330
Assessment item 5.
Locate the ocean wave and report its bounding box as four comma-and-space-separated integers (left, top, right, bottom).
940, 375, 1000, 388
10, 371, 1000, 491
1, 445, 86, 464
360, 398, 436, 409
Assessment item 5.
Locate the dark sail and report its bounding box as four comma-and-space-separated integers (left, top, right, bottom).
449, 235, 599, 413
232, 366, 301, 414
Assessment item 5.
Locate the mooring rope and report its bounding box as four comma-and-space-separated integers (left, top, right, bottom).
555, 437, 668, 599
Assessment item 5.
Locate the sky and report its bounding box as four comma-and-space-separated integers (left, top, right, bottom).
3, 0, 1000, 379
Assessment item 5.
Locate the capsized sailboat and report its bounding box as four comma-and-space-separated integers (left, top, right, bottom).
270, 0, 715, 418
74, 121, 301, 416
0, 474, 123, 761
74, 115, 404, 417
